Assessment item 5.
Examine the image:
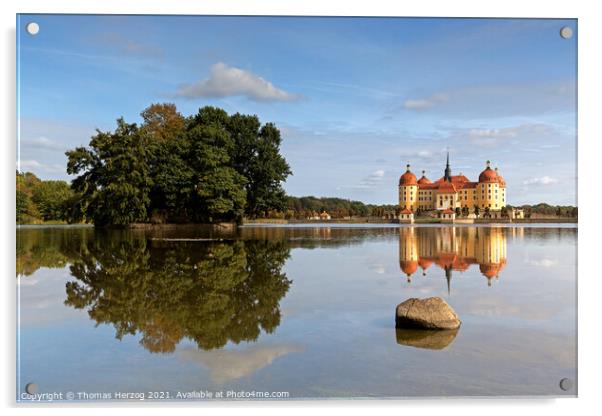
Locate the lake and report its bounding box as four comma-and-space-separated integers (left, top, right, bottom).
16, 224, 577, 400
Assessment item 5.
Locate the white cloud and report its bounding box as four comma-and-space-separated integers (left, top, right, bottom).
403, 93, 449, 110
522, 176, 558, 186
18, 159, 65, 174
468, 128, 517, 140
21, 136, 64, 151
399, 149, 438, 160
174, 62, 300, 102
19, 159, 42, 169
399, 81, 574, 117
447, 123, 558, 148
361, 169, 385, 186
348, 169, 388, 191
526, 258, 559, 268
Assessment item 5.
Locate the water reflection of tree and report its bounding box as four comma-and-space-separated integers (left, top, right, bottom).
16, 227, 94, 276
64, 236, 291, 353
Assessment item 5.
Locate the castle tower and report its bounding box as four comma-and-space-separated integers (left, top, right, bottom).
398, 164, 418, 211
477, 160, 506, 212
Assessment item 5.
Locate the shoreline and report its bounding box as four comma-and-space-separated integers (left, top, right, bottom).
16, 218, 577, 227
242, 217, 577, 225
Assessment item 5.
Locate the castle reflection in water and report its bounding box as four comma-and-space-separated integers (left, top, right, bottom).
399, 226, 523, 291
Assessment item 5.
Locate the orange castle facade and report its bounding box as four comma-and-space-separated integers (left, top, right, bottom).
399, 153, 506, 212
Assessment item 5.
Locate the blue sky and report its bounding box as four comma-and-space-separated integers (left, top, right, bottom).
17, 15, 577, 205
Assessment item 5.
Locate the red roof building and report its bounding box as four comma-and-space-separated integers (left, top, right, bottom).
398, 153, 507, 212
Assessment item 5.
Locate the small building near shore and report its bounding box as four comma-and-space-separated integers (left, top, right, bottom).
307, 211, 320, 220
441, 209, 456, 223
509, 208, 524, 220
399, 208, 414, 223
319, 211, 331, 220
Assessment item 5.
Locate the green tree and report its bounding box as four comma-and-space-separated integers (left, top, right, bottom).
16, 190, 30, 223
31, 180, 73, 221
225, 112, 292, 218
66, 119, 152, 227
140, 103, 193, 222
187, 122, 247, 223
16, 171, 41, 222
501, 206, 508, 218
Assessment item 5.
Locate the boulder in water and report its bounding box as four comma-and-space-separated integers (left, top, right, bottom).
395, 297, 461, 330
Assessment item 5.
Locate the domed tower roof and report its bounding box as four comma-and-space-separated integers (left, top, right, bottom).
495, 167, 506, 186
417, 170, 432, 185
399, 164, 418, 186
478, 160, 499, 183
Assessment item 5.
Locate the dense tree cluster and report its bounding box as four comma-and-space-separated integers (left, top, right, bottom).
65, 104, 291, 226
16, 171, 76, 224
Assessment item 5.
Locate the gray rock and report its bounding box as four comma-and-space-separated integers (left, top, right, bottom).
395, 297, 461, 330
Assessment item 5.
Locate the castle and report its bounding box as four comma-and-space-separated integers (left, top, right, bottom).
399, 152, 506, 214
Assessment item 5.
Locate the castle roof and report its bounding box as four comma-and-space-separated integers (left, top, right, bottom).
417, 175, 431, 185
399, 208, 413, 215
442, 208, 455, 214
418, 182, 439, 190
458, 181, 478, 189
399, 164, 418, 186
437, 182, 457, 193
479, 167, 498, 183
435, 175, 469, 184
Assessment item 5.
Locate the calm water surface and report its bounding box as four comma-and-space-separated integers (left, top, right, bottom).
17, 224, 577, 399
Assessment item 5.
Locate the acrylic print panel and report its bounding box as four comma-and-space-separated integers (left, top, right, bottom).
16, 15, 577, 402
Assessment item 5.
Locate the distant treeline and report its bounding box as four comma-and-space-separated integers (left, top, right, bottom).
269, 196, 398, 219
507, 203, 577, 218
16, 171, 76, 224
